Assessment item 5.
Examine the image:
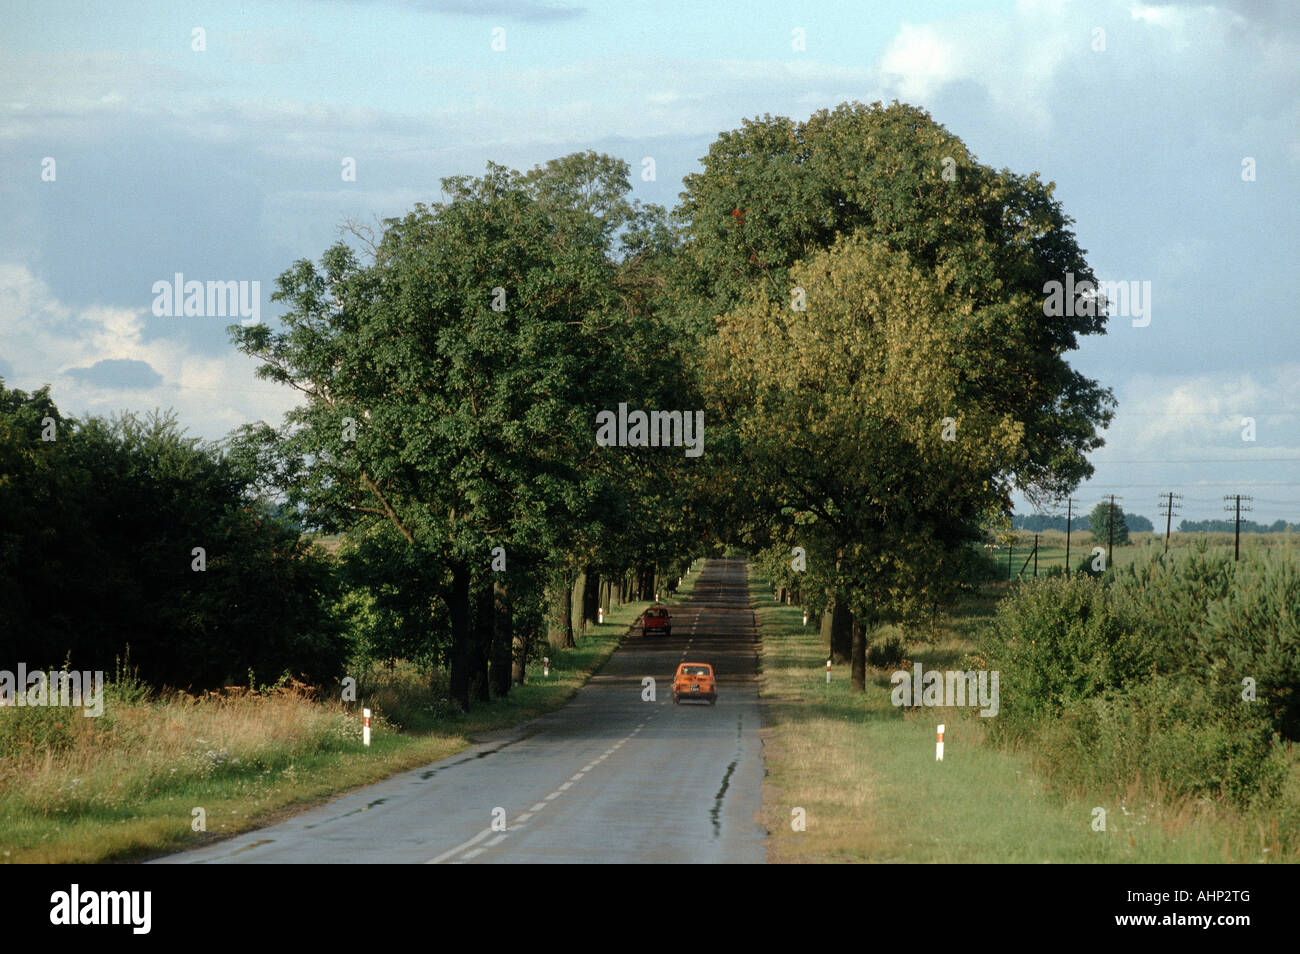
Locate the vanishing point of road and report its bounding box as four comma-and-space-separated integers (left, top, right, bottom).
155, 558, 765, 864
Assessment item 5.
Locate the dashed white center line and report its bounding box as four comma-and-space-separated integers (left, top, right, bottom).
434, 701, 660, 863
426, 827, 493, 864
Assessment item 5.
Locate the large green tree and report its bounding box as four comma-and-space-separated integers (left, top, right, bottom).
1089, 500, 1130, 548
688, 102, 1116, 687
677, 100, 1114, 507
231, 152, 678, 711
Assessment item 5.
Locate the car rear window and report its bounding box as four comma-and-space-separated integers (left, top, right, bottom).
646, 609, 668, 617
682, 665, 711, 675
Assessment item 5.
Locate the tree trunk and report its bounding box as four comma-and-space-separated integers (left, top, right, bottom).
820, 595, 835, 656
830, 598, 853, 664
511, 619, 531, 686
546, 574, 576, 650
850, 616, 867, 692
583, 570, 600, 626
571, 569, 589, 637
546, 577, 568, 650
471, 573, 492, 703
448, 559, 472, 712
491, 579, 512, 698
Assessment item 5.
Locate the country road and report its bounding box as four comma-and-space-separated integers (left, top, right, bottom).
155, 558, 766, 864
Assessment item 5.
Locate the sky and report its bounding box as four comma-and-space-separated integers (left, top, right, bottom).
1, 0, 1297, 524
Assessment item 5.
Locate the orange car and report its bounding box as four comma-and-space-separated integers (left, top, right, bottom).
672, 662, 717, 705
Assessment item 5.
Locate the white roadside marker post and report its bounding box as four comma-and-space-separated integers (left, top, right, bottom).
598, 606, 604, 624
936, 724, 945, 762
363, 708, 371, 747
825, 659, 831, 684
543, 656, 550, 678
803, 610, 809, 626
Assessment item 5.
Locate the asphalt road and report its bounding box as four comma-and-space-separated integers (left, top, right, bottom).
155, 557, 766, 864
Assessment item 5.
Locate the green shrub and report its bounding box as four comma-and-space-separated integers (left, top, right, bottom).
978, 575, 1155, 741
1111, 550, 1236, 669
1074, 554, 1104, 577
1199, 556, 1300, 739
867, 632, 907, 669
1038, 674, 1285, 806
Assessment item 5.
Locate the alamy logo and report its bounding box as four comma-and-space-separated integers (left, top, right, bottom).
595, 403, 704, 457
0, 665, 104, 717
1042, 272, 1151, 327
890, 664, 999, 717
50, 884, 151, 934
151, 273, 261, 325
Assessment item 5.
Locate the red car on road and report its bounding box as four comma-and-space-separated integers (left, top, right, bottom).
642, 606, 671, 637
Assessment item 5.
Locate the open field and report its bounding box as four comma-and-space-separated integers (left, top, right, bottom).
0, 597, 654, 864
992, 529, 1298, 579
754, 567, 1300, 863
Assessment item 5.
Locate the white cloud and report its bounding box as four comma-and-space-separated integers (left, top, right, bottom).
0, 264, 302, 441
1083, 368, 1300, 485
879, 23, 964, 103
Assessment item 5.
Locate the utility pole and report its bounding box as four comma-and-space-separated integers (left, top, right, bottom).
1033, 533, 1039, 578
1224, 495, 1253, 561
1157, 492, 1182, 554
1064, 498, 1075, 576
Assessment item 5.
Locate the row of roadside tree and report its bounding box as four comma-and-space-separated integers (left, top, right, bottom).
6, 100, 1120, 711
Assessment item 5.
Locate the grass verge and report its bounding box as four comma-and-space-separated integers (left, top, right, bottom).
753, 568, 1294, 863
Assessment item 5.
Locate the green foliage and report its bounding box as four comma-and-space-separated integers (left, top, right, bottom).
983, 552, 1299, 807
680, 100, 1115, 507
1039, 675, 1285, 805
229, 152, 703, 710
0, 381, 347, 689
1074, 554, 1104, 577
978, 575, 1156, 740
866, 632, 908, 669
692, 100, 1115, 658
